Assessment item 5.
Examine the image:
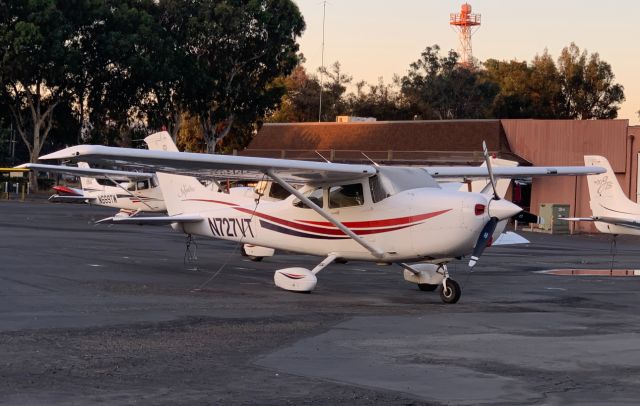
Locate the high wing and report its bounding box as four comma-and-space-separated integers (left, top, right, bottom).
17, 163, 153, 180
39, 145, 377, 184
424, 166, 605, 179
561, 216, 640, 230
39, 145, 602, 184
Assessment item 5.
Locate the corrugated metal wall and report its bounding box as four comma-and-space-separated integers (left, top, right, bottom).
502, 119, 632, 233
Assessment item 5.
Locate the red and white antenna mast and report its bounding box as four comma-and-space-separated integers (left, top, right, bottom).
449, 3, 481, 66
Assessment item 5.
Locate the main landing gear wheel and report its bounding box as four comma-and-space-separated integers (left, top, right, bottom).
418, 283, 438, 292
248, 256, 263, 262
440, 279, 461, 304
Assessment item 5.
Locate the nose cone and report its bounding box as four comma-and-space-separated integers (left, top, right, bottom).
488, 199, 522, 220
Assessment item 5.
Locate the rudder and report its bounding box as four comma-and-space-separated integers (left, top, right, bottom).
144, 131, 208, 216
584, 155, 638, 218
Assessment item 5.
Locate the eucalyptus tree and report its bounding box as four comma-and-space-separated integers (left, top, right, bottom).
160, 0, 305, 153
0, 0, 85, 188
557, 43, 624, 119
400, 45, 498, 120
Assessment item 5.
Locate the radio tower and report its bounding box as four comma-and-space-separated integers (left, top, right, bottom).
449, 3, 481, 66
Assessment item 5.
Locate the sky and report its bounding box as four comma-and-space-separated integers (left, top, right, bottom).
293, 0, 639, 124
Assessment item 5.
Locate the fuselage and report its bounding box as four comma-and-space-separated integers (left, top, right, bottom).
83, 183, 166, 212
171, 186, 491, 262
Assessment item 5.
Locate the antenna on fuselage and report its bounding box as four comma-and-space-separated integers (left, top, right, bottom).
361, 152, 380, 167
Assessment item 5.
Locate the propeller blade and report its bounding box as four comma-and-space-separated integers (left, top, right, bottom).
469, 217, 498, 268
482, 141, 499, 200
513, 211, 542, 224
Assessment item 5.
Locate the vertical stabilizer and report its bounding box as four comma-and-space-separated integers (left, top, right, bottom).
584, 156, 639, 219
77, 162, 102, 193
144, 131, 208, 216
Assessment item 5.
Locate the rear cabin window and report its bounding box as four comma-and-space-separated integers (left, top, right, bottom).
269, 182, 290, 200
293, 187, 324, 209
329, 183, 364, 208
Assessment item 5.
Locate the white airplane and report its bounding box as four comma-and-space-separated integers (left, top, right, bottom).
20, 162, 166, 216
562, 155, 640, 235
39, 132, 604, 303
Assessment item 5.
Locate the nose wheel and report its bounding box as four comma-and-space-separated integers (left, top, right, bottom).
440, 278, 461, 304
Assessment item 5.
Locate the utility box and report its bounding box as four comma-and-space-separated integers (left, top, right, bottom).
538, 203, 570, 234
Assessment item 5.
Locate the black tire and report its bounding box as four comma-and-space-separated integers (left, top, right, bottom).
439, 279, 461, 304
248, 256, 263, 262
418, 283, 438, 292
335, 258, 348, 264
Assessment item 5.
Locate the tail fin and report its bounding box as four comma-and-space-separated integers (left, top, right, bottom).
585, 155, 638, 218
76, 162, 102, 192
144, 131, 208, 216
145, 130, 179, 152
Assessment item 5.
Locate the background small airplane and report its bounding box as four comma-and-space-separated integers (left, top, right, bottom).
39, 132, 603, 304
562, 155, 640, 235
20, 162, 166, 216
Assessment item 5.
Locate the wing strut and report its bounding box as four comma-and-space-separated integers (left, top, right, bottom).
266, 170, 384, 258
105, 175, 155, 211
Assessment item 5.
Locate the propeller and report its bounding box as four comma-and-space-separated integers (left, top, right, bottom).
469, 141, 523, 268
469, 217, 498, 267
482, 141, 499, 200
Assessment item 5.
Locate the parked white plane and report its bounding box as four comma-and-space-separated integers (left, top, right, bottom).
562, 155, 640, 235
20, 162, 166, 215
39, 132, 603, 303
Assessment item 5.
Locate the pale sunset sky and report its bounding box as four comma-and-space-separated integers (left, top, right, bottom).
293, 0, 639, 124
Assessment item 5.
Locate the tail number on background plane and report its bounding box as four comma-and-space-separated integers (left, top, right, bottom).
97, 194, 118, 205
208, 218, 255, 238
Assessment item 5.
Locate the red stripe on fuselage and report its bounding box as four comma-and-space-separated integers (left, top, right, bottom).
296, 209, 452, 228
234, 207, 447, 236
186, 198, 451, 236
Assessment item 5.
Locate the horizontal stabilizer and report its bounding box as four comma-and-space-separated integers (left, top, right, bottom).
493, 231, 530, 245
96, 214, 203, 225
48, 195, 94, 203
558, 217, 595, 222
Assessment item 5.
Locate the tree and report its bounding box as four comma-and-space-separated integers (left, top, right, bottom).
400, 45, 498, 120
483, 59, 533, 118
528, 50, 566, 118
0, 0, 83, 188
162, 0, 305, 153
557, 43, 625, 119
68, 0, 169, 146
346, 77, 408, 120
318, 61, 351, 121
267, 64, 322, 123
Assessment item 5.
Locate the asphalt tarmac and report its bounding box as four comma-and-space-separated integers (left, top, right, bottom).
2, 199, 640, 405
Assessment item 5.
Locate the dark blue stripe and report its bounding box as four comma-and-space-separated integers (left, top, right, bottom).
260, 220, 348, 240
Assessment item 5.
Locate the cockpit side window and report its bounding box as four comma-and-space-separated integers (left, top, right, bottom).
329, 183, 364, 208
293, 187, 324, 209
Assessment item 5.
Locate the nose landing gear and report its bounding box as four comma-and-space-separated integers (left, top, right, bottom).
401, 263, 462, 304
440, 278, 461, 304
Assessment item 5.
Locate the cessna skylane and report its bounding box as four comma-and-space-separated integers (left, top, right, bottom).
39, 132, 604, 303
562, 155, 640, 235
